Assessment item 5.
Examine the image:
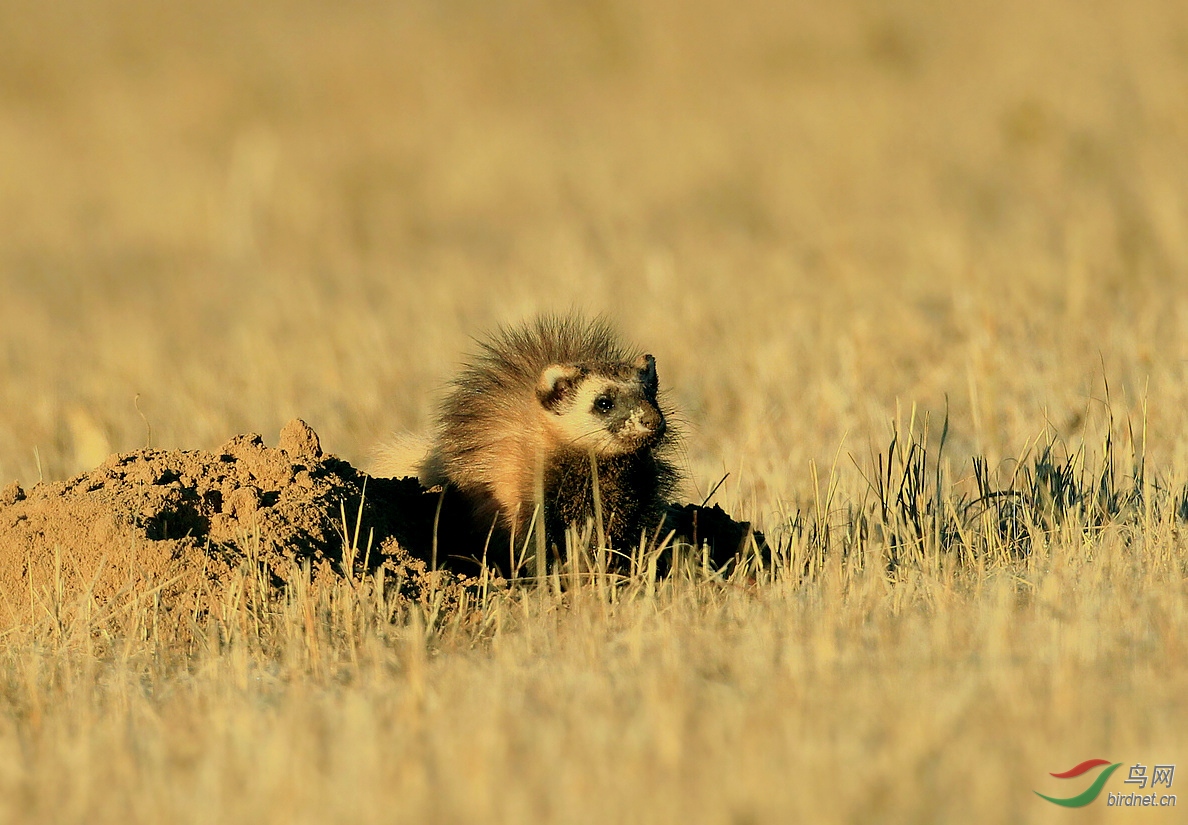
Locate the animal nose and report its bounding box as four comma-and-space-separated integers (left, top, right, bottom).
639, 408, 665, 440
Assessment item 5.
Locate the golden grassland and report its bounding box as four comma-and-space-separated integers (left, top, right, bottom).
1, 0, 1187, 821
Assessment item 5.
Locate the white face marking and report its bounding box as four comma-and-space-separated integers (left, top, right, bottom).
541, 374, 661, 456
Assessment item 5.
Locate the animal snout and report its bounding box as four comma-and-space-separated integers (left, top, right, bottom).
651, 414, 666, 439
636, 407, 665, 441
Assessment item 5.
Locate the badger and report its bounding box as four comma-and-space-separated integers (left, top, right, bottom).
377, 315, 680, 567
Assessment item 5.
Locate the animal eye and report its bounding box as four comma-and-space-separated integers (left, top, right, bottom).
593, 395, 615, 413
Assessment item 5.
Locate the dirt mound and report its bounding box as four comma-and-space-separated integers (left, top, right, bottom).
0, 419, 764, 631
0, 420, 446, 630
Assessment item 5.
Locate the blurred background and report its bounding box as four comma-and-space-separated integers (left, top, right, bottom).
2, 0, 1188, 517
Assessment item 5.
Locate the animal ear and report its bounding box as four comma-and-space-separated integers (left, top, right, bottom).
536, 364, 582, 411
635, 353, 658, 396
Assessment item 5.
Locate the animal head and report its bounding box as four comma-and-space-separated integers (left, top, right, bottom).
535, 354, 666, 456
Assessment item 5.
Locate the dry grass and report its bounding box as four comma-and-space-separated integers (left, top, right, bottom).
1, 0, 1187, 821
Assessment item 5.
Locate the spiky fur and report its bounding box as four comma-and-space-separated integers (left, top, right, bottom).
424, 314, 680, 554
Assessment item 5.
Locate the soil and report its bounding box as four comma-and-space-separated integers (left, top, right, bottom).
0, 420, 450, 631
0, 420, 764, 630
